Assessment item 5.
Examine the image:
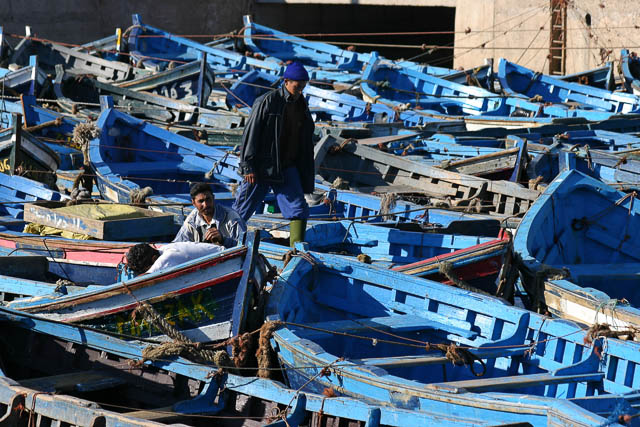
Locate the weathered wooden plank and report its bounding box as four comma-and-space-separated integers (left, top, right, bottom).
296, 314, 476, 340
353, 346, 527, 368
426, 372, 604, 393
20, 371, 126, 393
318, 134, 540, 215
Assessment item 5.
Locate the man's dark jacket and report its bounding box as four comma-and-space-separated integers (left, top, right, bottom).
238, 86, 315, 193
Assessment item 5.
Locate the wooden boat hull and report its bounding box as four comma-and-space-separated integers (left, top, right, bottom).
360, 54, 506, 115
266, 251, 640, 425
0, 305, 482, 426
88, 106, 241, 222
315, 134, 540, 217
11, 37, 133, 83
514, 169, 640, 290
498, 58, 640, 114
5, 233, 265, 342
514, 169, 640, 325
0, 115, 60, 188
116, 58, 214, 106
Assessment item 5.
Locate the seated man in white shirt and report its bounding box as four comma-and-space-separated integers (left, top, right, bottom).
125, 241, 224, 276
173, 182, 246, 248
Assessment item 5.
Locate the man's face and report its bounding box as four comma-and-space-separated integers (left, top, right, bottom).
284, 79, 307, 99
192, 191, 214, 217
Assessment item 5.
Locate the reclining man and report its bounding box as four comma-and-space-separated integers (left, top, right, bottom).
126, 241, 224, 276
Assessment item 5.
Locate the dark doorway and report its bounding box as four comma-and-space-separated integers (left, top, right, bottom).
253, 4, 456, 68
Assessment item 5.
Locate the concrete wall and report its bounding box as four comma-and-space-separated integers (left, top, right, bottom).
0, 0, 253, 46
453, 0, 640, 74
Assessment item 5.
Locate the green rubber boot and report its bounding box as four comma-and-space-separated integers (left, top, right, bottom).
289, 219, 306, 247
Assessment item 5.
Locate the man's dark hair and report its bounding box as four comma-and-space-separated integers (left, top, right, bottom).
126, 243, 160, 275
190, 182, 213, 199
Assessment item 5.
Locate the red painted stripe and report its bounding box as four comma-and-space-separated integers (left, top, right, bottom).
23, 248, 247, 311
62, 269, 244, 322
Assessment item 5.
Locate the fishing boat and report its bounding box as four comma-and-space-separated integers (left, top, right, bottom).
0, 55, 49, 97
0, 306, 476, 426
3, 232, 265, 342
0, 113, 60, 188
498, 58, 640, 114
557, 61, 616, 91
87, 101, 242, 223
10, 34, 135, 83
0, 226, 141, 285
265, 249, 640, 426
241, 14, 480, 80
514, 169, 640, 322
0, 171, 65, 219
509, 131, 640, 186
225, 69, 466, 131
315, 133, 540, 217
259, 225, 512, 296
621, 49, 640, 95
127, 14, 359, 84
115, 58, 214, 106
360, 54, 507, 115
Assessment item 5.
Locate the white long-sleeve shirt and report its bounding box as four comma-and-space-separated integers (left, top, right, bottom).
147, 242, 224, 274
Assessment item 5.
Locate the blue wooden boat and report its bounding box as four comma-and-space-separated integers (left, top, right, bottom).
315, 133, 540, 217
498, 58, 640, 114
0, 114, 60, 188
0, 55, 49, 97
299, 220, 495, 265
514, 169, 640, 301
225, 69, 465, 130
0, 172, 64, 219
359, 56, 610, 125
0, 307, 494, 427
128, 14, 359, 83
53, 66, 246, 130
88, 101, 242, 224
455, 112, 640, 139
10, 35, 135, 83
360, 54, 507, 115
3, 232, 265, 343
116, 58, 214, 106
265, 249, 640, 426
252, 185, 504, 235
509, 131, 640, 186
259, 225, 511, 295
241, 15, 453, 76
558, 61, 616, 91
0, 227, 144, 285
621, 49, 640, 95
0, 376, 178, 426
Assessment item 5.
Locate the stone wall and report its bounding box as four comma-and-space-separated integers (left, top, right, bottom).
453, 0, 640, 74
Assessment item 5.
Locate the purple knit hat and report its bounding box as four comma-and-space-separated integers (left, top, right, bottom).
283, 62, 309, 81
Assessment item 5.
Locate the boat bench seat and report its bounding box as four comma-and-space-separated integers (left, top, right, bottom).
106, 161, 203, 176
565, 92, 613, 111
352, 346, 527, 369
20, 370, 126, 393
294, 314, 478, 340
425, 371, 604, 394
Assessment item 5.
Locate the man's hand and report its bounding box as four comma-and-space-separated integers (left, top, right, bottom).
244, 173, 256, 184
204, 227, 223, 245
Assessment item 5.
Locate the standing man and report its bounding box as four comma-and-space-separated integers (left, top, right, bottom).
233, 62, 315, 247
174, 182, 246, 248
